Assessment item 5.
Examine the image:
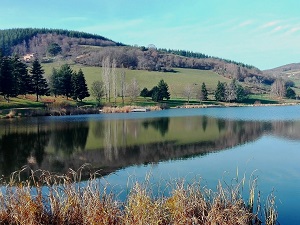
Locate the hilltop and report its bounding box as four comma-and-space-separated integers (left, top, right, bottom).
0, 28, 262, 81
264, 63, 300, 78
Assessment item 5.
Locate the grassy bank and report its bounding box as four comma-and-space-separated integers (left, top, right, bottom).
0, 168, 277, 225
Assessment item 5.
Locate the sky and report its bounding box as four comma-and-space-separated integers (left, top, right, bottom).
0, 0, 299, 70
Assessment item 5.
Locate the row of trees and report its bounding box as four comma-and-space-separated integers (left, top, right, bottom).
89, 57, 141, 106
214, 80, 248, 102
49, 65, 89, 101
0, 55, 49, 102
0, 53, 90, 102
140, 79, 247, 103
140, 79, 170, 102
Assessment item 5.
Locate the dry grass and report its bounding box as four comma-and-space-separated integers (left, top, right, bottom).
102, 105, 161, 113
0, 167, 278, 225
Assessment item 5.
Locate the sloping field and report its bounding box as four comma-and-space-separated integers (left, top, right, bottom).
42, 62, 230, 98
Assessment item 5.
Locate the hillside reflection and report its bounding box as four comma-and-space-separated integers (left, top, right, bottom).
0, 115, 299, 177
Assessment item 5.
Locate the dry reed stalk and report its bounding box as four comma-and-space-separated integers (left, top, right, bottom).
0, 168, 278, 225
123, 182, 168, 225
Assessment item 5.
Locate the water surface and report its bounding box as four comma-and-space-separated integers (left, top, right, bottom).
0, 105, 299, 224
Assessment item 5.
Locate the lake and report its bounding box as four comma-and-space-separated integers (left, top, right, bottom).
0, 105, 300, 224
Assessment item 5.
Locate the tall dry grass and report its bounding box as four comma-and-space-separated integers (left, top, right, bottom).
0, 167, 278, 225
102, 105, 161, 113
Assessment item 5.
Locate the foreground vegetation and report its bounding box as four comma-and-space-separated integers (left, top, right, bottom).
0, 167, 278, 225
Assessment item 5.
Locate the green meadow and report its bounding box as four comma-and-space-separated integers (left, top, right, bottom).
42, 62, 230, 99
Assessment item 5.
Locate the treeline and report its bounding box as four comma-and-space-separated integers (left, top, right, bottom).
77, 46, 262, 81
0, 53, 89, 102
0, 28, 123, 56
159, 48, 256, 70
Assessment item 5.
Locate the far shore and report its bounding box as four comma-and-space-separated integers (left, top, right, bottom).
1, 101, 299, 119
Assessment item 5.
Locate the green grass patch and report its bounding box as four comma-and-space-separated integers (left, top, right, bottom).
0, 97, 45, 110
42, 63, 230, 99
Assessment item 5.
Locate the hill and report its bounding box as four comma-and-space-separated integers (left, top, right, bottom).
263, 63, 300, 90
0, 28, 262, 81
263, 63, 300, 78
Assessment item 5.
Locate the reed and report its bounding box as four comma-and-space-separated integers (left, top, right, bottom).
102, 105, 160, 113
0, 167, 278, 225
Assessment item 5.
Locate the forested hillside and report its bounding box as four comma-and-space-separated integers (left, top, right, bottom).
0, 28, 263, 81
0, 28, 121, 56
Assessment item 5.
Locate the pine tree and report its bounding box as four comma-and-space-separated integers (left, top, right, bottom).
12, 56, 31, 97
72, 69, 89, 101
0, 56, 15, 102
201, 82, 208, 101
59, 64, 73, 99
29, 58, 49, 102
49, 68, 63, 97
152, 79, 170, 102
215, 81, 225, 102
236, 84, 248, 102
286, 87, 296, 99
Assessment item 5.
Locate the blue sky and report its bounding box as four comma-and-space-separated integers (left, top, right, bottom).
0, 0, 299, 70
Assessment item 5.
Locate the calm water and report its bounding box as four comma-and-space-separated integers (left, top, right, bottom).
0, 105, 300, 224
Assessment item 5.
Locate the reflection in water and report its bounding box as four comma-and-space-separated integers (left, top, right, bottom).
0, 125, 50, 176
143, 117, 170, 136
50, 121, 89, 155
0, 114, 300, 177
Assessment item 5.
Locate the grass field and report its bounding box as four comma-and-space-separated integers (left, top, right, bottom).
1, 61, 299, 110
42, 62, 231, 99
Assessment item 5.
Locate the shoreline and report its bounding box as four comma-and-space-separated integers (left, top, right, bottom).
1, 102, 299, 119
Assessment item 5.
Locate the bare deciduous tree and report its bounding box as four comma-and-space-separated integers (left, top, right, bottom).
271, 78, 286, 98
90, 80, 105, 105
111, 58, 117, 105
127, 78, 140, 104
120, 65, 126, 105
225, 80, 237, 102
102, 56, 111, 102
183, 84, 193, 104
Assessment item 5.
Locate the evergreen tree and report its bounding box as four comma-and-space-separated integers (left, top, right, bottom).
49, 68, 63, 97
11, 56, 31, 97
0, 56, 15, 102
236, 84, 248, 102
59, 64, 73, 99
286, 87, 296, 99
72, 69, 89, 101
215, 81, 225, 102
152, 79, 170, 102
140, 87, 149, 98
201, 82, 208, 101
47, 43, 62, 56
29, 58, 49, 102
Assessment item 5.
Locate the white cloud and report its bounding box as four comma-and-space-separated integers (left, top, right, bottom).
239, 20, 254, 28
289, 27, 300, 34
260, 21, 279, 29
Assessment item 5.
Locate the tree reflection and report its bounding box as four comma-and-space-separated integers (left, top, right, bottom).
202, 116, 208, 132
50, 121, 89, 155
0, 129, 50, 177
1, 114, 300, 179
142, 117, 170, 136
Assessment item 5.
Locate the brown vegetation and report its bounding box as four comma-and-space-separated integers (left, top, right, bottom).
0, 167, 277, 225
